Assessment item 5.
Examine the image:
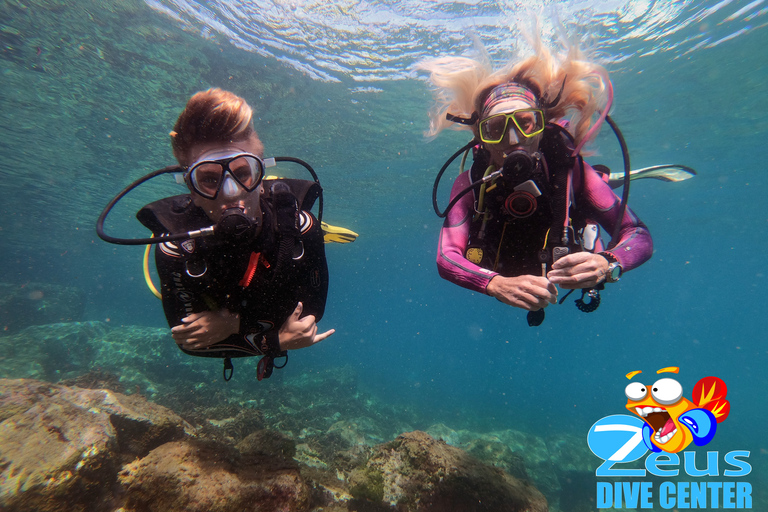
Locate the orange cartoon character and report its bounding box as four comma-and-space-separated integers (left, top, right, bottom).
625, 367, 730, 453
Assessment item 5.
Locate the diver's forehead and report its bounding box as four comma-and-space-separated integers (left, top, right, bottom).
486, 98, 534, 117
187, 138, 263, 165
193, 148, 248, 162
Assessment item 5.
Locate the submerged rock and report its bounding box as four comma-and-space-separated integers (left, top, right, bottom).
0, 378, 324, 511
426, 424, 597, 511
237, 428, 297, 459
0, 378, 193, 511
119, 439, 310, 512
349, 430, 548, 512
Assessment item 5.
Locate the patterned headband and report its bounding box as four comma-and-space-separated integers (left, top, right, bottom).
482, 83, 539, 116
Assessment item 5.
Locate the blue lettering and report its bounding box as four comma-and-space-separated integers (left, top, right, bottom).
709, 482, 723, 508
659, 481, 676, 509
723, 451, 752, 477
646, 452, 680, 477
677, 482, 690, 509
622, 482, 639, 508
663, 481, 751, 509
596, 459, 646, 477
690, 481, 707, 508
737, 482, 752, 508
640, 481, 653, 508
597, 482, 654, 508
589, 416, 648, 476
723, 481, 736, 508
596, 482, 612, 508
684, 451, 719, 476
621, 481, 653, 508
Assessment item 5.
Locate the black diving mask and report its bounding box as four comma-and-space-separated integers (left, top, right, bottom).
185, 152, 265, 199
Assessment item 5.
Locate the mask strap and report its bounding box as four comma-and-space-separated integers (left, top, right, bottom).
543, 75, 567, 109
446, 112, 479, 125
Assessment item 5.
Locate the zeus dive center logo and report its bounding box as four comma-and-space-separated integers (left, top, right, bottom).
586, 367, 752, 509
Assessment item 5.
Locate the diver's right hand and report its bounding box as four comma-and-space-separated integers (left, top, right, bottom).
278, 302, 335, 351
486, 275, 558, 311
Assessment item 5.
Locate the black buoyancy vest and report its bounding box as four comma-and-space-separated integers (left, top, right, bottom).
465, 124, 586, 277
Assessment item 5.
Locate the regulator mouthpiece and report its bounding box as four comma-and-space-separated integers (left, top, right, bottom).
216, 208, 260, 241
501, 150, 535, 183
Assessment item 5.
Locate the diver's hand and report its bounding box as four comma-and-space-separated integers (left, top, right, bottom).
171, 309, 240, 350
547, 252, 610, 289
486, 275, 558, 311
279, 302, 335, 351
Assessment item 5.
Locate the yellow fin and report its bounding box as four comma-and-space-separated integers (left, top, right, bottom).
321, 221, 358, 244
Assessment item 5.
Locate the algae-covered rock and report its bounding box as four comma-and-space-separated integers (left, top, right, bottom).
0, 382, 117, 512
0, 378, 194, 511
237, 428, 297, 459
119, 439, 310, 512
349, 466, 385, 503
349, 430, 548, 512
425, 424, 589, 509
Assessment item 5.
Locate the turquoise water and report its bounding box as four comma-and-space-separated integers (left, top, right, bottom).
2, 0, 767, 506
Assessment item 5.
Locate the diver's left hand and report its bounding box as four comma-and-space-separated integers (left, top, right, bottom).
547, 252, 610, 289
171, 309, 240, 350
279, 302, 335, 351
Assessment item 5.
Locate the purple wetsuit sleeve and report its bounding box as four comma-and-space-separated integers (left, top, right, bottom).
580, 162, 653, 271
436, 171, 498, 293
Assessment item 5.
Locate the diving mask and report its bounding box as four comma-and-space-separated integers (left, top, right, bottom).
479, 109, 545, 144
185, 152, 265, 199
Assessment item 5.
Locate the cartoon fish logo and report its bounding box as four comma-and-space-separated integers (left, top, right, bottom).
624, 367, 730, 453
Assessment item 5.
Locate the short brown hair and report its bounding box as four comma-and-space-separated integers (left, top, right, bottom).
170, 88, 263, 165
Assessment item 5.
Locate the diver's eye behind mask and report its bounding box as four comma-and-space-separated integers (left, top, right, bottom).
479, 109, 545, 144
186, 153, 265, 199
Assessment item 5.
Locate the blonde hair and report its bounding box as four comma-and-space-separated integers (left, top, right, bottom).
417, 37, 610, 149
170, 88, 263, 165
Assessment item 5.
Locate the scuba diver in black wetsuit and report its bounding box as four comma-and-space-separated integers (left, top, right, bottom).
98, 88, 334, 380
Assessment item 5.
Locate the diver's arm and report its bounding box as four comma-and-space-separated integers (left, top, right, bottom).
436, 171, 499, 293
278, 302, 335, 350
580, 162, 653, 272
547, 251, 611, 289
154, 239, 240, 348
170, 309, 240, 349
486, 275, 558, 310
277, 211, 334, 350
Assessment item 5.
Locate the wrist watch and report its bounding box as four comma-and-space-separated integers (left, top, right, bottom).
600, 252, 623, 283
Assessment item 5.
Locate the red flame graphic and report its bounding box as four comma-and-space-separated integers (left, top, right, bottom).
693, 376, 730, 423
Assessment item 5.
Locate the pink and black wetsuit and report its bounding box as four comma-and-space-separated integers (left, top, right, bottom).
437, 152, 653, 294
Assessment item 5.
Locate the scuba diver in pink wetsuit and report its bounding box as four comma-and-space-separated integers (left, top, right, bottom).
418, 40, 654, 326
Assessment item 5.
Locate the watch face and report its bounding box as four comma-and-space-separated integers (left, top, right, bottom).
609, 263, 622, 281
